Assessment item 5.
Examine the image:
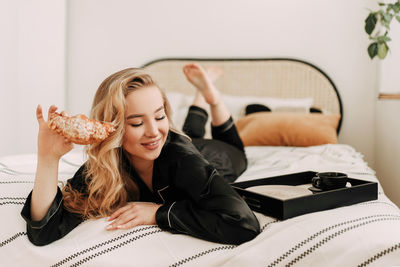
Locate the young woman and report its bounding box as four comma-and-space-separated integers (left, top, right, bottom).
21, 63, 260, 246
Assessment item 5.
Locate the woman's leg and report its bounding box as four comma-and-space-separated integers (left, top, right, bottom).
183, 63, 229, 125
182, 63, 245, 152
182, 105, 208, 138
182, 64, 222, 138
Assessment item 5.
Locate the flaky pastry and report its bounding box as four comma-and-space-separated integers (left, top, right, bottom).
48, 112, 116, 145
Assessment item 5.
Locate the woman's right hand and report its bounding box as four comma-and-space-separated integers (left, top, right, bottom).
36, 105, 74, 161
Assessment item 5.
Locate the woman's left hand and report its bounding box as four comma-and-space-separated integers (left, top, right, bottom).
106, 202, 162, 230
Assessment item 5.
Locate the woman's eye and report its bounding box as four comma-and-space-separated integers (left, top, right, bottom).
130, 122, 143, 127
128, 115, 165, 127
156, 115, 166, 121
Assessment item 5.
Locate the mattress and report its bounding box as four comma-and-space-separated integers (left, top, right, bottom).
1, 144, 399, 266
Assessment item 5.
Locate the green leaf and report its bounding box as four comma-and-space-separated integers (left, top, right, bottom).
378, 2, 386, 6
384, 36, 391, 42
368, 42, 378, 59
377, 34, 392, 43
369, 36, 379, 42
381, 19, 390, 29
377, 42, 389, 59
396, 15, 400, 23
387, 3, 399, 12
382, 13, 393, 23
365, 13, 377, 34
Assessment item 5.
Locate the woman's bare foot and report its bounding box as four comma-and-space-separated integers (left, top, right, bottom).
205, 66, 223, 83
183, 63, 221, 106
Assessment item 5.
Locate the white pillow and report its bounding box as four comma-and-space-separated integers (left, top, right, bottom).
222, 94, 314, 119
165, 92, 194, 131
166, 92, 314, 138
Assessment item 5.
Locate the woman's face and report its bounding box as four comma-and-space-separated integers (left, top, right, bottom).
122, 85, 169, 165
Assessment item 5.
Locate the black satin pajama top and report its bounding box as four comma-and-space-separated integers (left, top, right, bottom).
21, 131, 260, 246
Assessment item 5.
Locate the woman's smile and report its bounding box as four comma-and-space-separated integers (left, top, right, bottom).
141, 138, 161, 150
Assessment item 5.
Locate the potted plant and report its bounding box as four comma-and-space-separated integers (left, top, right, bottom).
365, 1, 400, 59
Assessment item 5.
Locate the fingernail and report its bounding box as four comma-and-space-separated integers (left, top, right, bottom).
106, 225, 113, 230
117, 225, 122, 229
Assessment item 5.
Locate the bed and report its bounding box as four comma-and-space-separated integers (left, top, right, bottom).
1, 58, 400, 266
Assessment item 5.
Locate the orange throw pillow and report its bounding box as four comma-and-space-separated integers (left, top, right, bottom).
235, 112, 340, 147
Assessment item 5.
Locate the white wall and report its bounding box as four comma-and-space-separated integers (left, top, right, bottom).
67, 0, 378, 168
0, 0, 66, 156
375, 9, 400, 205
379, 0, 400, 94
0, 0, 18, 156
376, 102, 400, 205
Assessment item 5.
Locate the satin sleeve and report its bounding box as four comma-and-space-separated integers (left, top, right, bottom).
20, 165, 86, 246
155, 154, 260, 245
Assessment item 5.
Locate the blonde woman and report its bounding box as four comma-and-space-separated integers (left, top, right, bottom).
21, 63, 260, 246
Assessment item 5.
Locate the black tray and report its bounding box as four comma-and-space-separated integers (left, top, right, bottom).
231, 171, 378, 220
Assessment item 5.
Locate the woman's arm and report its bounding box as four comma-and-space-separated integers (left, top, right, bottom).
21, 165, 86, 246
156, 155, 260, 245
20, 105, 83, 246
30, 105, 74, 221
30, 158, 60, 221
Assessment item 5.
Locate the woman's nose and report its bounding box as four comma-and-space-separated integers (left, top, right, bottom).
145, 120, 159, 137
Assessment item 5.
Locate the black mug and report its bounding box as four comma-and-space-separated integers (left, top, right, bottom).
311, 172, 348, 190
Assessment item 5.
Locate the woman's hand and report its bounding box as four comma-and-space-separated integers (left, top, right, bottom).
36, 105, 74, 161
31, 105, 74, 221
106, 202, 162, 230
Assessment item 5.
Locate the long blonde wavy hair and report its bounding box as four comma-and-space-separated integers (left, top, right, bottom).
62, 68, 175, 219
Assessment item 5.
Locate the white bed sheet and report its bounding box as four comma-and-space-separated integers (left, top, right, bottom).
1, 144, 399, 267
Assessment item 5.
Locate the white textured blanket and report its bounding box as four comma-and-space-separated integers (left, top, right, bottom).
1, 144, 399, 267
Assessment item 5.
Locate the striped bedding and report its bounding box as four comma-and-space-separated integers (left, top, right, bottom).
1, 144, 399, 267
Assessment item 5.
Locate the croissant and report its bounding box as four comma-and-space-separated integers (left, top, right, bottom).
48, 112, 116, 145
